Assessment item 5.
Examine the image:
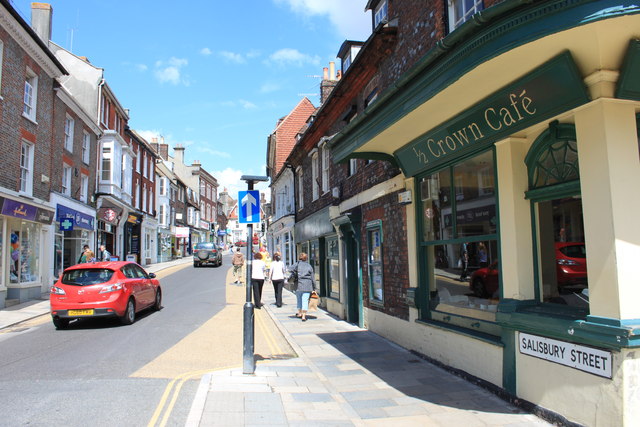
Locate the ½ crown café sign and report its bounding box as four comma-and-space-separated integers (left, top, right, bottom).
394, 52, 590, 177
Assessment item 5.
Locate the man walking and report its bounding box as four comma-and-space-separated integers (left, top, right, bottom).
99, 244, 111, 262
231, 247, 245, 284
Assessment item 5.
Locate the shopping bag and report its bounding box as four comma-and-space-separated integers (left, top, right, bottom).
308, 291, 319, 311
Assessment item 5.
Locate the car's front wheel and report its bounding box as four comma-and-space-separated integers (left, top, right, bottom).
52, 317, 69, 330
153, 289, 162, 311
471, 278, 486, 298
121, 298, 135, 325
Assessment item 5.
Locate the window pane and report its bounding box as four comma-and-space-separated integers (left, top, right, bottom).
368, 228, 383, 302
428, 241, 499, 320
453, 151, 496, 238
421, 170, 451, 241
329, 259, 340, 297
537, 196, 588, 308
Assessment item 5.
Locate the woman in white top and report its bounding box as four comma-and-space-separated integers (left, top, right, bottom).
251, 252, 266, 308
269, 252, 286, 307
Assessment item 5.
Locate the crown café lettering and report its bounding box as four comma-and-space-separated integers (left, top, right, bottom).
413, 90, 536, 164
394, 53, 590, 177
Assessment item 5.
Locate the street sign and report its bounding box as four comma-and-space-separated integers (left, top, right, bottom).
238, 190, 260, 223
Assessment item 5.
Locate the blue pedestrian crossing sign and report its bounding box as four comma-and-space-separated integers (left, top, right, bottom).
238, 190, 260, 223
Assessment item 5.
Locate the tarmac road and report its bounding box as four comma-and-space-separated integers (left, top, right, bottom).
0, 254, 295, 426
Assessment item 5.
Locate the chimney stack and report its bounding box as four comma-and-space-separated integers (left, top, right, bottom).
174, 145, 185, 164
31, 3, 53, 43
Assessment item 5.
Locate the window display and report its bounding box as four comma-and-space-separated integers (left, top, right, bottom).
326, 237, 339, 298
367, 223, 383, 302
9, 221, 40, 284
419, 150, 499, 327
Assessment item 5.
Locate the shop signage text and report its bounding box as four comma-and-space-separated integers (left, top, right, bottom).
519, 332, 612, 379
395, 52, 590, 176
0, 197, 54, 224
57, 204, 95, 230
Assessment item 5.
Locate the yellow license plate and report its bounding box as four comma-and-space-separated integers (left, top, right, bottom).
68, 309, 94, 316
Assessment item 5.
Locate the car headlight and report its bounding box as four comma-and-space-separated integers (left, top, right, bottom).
50, 285, 66, 295
99, 283, 124, 293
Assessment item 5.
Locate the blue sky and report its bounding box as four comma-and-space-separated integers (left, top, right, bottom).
10, 0, 371, 198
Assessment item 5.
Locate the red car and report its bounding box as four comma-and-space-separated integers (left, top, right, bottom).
556, 242, 588, 287
50, 261, 162, 329
470, 242, 588, 297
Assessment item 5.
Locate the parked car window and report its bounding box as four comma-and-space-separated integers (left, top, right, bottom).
62, 268, 114, 286
130, 264, 149, 279
195, 243, 215, 250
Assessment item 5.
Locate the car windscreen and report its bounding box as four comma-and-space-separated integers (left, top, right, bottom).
62, 268, 115, 286
560, 244, 586, 258
196, 243, 215, 249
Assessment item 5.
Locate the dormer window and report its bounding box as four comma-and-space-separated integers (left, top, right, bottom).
448, 0, 484, 32
338, 41, 364, 75
374, 0, 388, 28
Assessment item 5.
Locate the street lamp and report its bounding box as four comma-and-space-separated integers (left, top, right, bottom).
241, 175, 268, 375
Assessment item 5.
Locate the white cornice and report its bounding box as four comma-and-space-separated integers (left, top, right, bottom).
0, 7, 64, 78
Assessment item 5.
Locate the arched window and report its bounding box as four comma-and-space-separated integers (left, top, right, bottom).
525, 122, 588, 311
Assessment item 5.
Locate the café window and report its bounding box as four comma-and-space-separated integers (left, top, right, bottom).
367, 221, 384, 303
525, 122, 588, 311
418, 149, 499, 334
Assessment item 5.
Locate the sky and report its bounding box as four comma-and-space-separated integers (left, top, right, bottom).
10, 0, 372, 199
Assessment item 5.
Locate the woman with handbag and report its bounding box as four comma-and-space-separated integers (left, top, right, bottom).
269, 252, 286, 307
289, 252, 316, 321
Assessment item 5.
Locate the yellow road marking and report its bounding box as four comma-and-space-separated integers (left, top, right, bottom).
148, 366, 238, 427
255, 309, 282, 357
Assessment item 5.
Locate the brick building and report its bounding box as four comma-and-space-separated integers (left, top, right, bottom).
0, 0, 65, 307
326, 0, 640, 425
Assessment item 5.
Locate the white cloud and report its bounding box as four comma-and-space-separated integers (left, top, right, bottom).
154, 57, 189, 85
266, 48, 320, 67
200, 47, 212, 56
195, 146, 231, 158
213, 168, 271, 203
136, 64, 148, 72
219, 50, 246, 64
274, 0, 371, 40
220, 99, 258, 110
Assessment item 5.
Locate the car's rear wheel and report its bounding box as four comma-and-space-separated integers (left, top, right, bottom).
472, 278, 486, 298
52, 317, 69, 330
121, 298, 135, 325
153, 289, 162, 311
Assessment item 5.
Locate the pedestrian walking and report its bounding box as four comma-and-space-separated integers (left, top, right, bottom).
459, 242, 469, 281
269, 252, 286, 307
77, 245, 90, 264
251, 252, 266, 309
289, 252, 316, 322
84, 250, 96, 263
231, 247, 245, 284
99, 244, 111, 262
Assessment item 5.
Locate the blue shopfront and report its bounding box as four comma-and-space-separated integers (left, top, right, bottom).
54, 201, 96, 279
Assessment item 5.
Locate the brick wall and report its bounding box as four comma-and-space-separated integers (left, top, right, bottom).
360, 191, 410, 320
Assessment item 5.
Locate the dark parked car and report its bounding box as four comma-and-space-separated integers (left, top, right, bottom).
193, 242, 222, 267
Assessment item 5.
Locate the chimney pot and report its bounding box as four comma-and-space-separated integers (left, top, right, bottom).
329, 62, 336, 80
323, 67, 328, 80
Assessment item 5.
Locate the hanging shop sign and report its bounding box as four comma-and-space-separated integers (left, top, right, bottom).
0, 196, 55, 224
56, 204, 95, 230
394, 52, 590, 176
98, 207, 122, 224
519, 332, 612, 379
126, 213, 143, 225
175, 226, 190, 238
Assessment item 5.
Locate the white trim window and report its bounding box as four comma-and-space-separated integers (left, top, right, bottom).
136, 150, 141, 174
449, 0, 484, 32
80, 174, 88, 202
19, 141, 34, 195
64, 115, 74, 152
23, 69, 38, 121
374, 0, 388, 28
115, 115, 121, 134
62, 165, 72, 196
101, 95, 109, 127
159, 204, 166, 226
297, 168, 304, 210
142, 152, 148, 178
82, 131, 90, 164
349, 158, 358, 176
142, 183, 147, 212
101, 145, 111, 181
322, 145, 330, 193
311, 152, 319, 200
159, 177, 167, 196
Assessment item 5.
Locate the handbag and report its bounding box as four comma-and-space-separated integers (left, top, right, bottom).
308, 291, 319, 311
284, 266, 298, 289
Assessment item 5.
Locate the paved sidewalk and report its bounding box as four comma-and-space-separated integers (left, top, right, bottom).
0, 256, 193, 330
187, 285, 551, 427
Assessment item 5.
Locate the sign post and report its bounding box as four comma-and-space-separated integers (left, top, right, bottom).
239, 175, 268, 375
